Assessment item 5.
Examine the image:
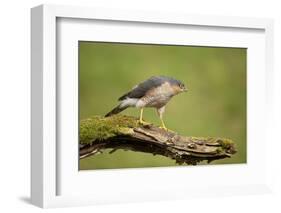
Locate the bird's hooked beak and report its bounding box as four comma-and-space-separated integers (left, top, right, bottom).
181, 86, 188, 92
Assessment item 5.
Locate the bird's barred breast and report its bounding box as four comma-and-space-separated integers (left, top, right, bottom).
136, 82, 175, 108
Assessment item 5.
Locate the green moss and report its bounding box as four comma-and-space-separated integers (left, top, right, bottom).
216, 147, 223, 154
80, 115, 140, 145
215, 138, 234, 149
191, 136, 234, 151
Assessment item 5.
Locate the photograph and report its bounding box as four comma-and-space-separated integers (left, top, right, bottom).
27, 2, 277, 209
79, 41, 246, 170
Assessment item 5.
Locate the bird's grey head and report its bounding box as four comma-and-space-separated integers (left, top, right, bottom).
178, 81, 188, 92
167, 77, 188, 93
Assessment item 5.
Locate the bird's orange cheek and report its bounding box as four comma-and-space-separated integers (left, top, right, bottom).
171, 85, 182, 94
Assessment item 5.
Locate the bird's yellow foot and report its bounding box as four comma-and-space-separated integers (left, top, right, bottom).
139, 119, 150, 126
159, 126, 174, 132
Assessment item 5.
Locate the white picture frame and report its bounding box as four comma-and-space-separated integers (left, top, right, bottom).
31, 4, 274, 208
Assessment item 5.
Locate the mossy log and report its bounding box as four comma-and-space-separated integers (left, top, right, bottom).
79, 115, 237, 165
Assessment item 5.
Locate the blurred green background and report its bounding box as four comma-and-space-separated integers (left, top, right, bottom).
79, 41, 246, 170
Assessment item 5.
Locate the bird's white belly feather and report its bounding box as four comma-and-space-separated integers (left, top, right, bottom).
120, 98, 139, 108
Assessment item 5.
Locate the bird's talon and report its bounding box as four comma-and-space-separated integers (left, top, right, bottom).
160, 126, 174, 132
139, 120, 150, 126
160, 126, 167, 131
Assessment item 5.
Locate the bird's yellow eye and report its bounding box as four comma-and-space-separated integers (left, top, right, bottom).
179, 83, 187, 92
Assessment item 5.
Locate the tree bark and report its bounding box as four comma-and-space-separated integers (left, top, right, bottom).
79, 115, 237, 165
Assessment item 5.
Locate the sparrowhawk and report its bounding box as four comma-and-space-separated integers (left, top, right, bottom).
105, 76, 187, 130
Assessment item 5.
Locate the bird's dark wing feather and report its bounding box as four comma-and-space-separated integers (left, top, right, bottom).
118, 76, 166, 101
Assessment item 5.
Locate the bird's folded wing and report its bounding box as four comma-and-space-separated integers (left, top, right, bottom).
118, 76, 166, 101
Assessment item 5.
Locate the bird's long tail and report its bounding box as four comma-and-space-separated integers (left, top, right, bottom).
105, 104, 128, 117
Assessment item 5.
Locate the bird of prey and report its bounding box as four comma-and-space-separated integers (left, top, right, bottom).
105, 76, 187, 130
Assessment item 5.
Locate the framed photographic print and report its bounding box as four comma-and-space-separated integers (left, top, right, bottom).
31, 4, 274, 208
